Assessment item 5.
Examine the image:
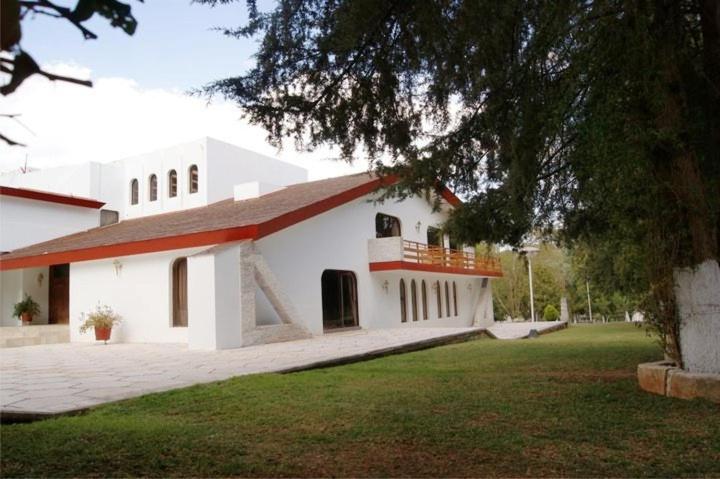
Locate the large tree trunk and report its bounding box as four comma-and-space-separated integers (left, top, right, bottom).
672, 1, 720, 374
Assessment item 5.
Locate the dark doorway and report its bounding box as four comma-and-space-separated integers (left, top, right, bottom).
172, 258, 188, 327
48, 264, 70, 324
375, 213, 401, 238
321, 270, 359, 330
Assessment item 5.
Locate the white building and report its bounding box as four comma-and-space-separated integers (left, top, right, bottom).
0, 138, 501, 349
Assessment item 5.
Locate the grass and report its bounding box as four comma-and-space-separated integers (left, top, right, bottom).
1, 323, 719, 477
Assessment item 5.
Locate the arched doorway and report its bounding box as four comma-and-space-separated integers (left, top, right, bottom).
321, 270, 358, 331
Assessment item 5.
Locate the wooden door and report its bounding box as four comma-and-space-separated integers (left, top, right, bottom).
172, 258, 188, 327
48, 264, 70, 324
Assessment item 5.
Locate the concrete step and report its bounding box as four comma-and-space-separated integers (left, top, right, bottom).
0, 325, 70, 348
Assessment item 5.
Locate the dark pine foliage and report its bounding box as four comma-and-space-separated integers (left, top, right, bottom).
200, 0, 720, 358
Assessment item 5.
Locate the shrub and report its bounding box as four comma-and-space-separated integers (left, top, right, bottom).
543, 304, 560, 321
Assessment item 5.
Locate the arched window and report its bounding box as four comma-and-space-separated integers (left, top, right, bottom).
411, 280, 418, 322
172, 258, 188, 327
421, 280, 428, 320
453, 282, 458, 316
399, 279, 407, 323
445, 281, 451, 317
148, 174, 158, 201
130, 179, 139, 205
375, 213, 401, 238
188, 164, 199, 193
168, 170, 177, 198
436, 280, 442, 318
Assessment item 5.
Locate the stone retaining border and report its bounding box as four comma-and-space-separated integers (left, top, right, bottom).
637, 361, 720, 403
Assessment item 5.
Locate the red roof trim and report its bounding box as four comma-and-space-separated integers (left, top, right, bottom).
439, 187, 462, 207
0, 175, 461, 271
0, 186, 105, 209
0, 225, 259, 270
369, 261, 502, 277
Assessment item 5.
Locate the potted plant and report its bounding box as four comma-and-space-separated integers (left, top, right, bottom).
12, 294, 41, 325
79, 304, 122, 344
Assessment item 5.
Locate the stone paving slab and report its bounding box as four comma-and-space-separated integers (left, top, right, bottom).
0, 327, 482, 421
486, 321, 568, 339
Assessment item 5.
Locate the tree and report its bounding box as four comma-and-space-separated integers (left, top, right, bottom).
0, 0, 141, 146
202, 1, 719, 370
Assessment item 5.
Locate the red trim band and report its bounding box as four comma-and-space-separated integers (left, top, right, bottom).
0, 225, 259, 270
369, 261, 502, 277
0, 186, 105, 209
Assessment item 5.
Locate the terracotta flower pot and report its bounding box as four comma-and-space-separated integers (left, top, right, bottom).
94, 326, 112, 342
20, 312, 32, 325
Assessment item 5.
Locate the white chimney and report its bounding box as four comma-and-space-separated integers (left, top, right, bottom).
233, 181, 285, 201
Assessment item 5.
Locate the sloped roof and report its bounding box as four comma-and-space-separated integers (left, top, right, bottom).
0, 173, 460, 271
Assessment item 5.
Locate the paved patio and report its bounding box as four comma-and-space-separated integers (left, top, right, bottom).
1, 327, 482, 419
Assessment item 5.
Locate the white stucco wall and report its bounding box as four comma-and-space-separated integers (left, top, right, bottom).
256, 193, 495, 335
0, 196, 100, 252
68, 248, 205, 343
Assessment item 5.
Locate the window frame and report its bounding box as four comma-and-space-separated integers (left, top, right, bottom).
148, 174, 158, 202
168, 169, 178, 198
400, 279, 407, 323
130, 179, 139, 205
375, 213, 402, 238
188, 164, 199, 194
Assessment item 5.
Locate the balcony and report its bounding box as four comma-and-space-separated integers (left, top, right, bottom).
368, 237, 502, 277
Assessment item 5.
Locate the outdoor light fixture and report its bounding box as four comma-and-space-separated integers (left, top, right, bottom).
113, 259, 123, 276
467, 283, 472, 291
415, 221, 422, 232
36, 273, 44, 287
382, 280, 389, 293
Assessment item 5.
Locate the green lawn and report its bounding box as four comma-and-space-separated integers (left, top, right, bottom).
1, 324, 719, 477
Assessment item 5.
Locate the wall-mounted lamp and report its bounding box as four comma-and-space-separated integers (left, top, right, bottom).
415, 221, 422, 233
113, 259, 123, 276
467, 283, 473, 291
382, 280, 389, 293
36, 273, 44, 287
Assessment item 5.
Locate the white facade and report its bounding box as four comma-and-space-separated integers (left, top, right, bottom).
0, 138, 500, 349
60, 191, 495, 347
0, 195, 100, 253
0, 137, 308, 221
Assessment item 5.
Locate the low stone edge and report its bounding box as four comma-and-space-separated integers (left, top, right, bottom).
637, 360, 720, 403
277, 329, 489, 374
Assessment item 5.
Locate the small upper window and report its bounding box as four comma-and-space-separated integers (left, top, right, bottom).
376, 213, 401, 238
188, 165, 199, 194
130, 179, 139, 205
168, 170, 177, 198
149, 174, 158, 202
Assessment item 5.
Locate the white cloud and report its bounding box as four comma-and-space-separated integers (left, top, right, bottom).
0, 63, 367, 180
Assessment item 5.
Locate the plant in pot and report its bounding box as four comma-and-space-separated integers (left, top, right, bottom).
12, 294, 41, 326
79, 304, 122, 344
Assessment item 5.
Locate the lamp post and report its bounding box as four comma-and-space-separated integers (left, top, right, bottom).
521, 246, 540, 322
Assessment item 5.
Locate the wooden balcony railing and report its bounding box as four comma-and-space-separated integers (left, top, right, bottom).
402, 240, 502, 275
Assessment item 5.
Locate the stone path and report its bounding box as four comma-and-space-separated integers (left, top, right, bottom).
1, 327, 481, 419
486, 321, 567, 339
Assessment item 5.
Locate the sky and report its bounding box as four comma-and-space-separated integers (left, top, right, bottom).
0, 1, 366, 180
